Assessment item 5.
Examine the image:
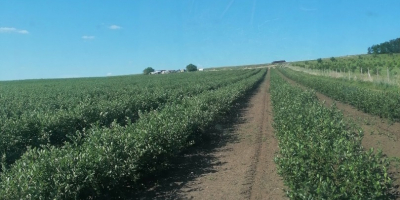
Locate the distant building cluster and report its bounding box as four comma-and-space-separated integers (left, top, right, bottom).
150, 68, 204, 74
150, 69, 185, 74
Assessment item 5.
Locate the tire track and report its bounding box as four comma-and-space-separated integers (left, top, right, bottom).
246, 70, 286, 200
241, 73, 267, 199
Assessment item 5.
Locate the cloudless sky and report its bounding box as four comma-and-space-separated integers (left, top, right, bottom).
1, 0, 400, 80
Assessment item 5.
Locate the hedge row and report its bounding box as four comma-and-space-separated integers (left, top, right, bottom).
0, 70, 259, 171
270, 69, 392, 199
278, 68, 400, 121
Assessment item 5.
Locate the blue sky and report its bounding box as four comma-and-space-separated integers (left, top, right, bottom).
1, 0, 399, 80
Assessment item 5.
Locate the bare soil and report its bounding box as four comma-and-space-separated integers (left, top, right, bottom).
133, 71, 287, 199
278, 70, 400, 198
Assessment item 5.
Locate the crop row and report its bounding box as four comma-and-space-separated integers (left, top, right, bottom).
0, 71, 243, 118
0, 69, 261, 171
0, 70, 256, 119
0, 69, 267, 199
0, 70, 257, 122
270, 69, 392, 199
278, 68, 400, 121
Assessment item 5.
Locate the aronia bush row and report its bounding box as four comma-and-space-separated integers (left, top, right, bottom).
0, 70, 260, 171
0, 70, 255, 119
278, 67, 400, 121
0, 69, 267, 199
0, 69, 257, 126
270, 69, 392, 199
0, 70, 257, 141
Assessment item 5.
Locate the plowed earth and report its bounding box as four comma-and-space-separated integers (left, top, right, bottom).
134, 72, 287, 200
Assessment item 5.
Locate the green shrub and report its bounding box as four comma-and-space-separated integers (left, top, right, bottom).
270, 69, 392, 199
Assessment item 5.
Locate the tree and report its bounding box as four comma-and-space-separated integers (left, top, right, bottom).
368, 47, 372, 54
367, 37, 400, 54
330, 57, 337, 62
143, 67, 155, 75
317, 58, 323, 63
186, 64, 197, 72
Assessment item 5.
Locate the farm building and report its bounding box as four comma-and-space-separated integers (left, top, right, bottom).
150, 70, 181, 75
150, 70, 163, 75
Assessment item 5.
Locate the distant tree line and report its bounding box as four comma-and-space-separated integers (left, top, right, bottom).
368, 37, 400, 54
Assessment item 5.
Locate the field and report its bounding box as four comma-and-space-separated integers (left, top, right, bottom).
290, 53, 400, 86
271, 69, 397, 199
1, 60, 400, 199
0, 69, 267, 199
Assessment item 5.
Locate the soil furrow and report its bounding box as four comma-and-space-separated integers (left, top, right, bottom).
241, 73, 266, 199
134, 71, 286, 199
248, 70, 286, 200
176, 70, 286, 200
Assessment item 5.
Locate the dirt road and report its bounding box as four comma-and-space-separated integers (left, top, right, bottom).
135, 71, 286, 200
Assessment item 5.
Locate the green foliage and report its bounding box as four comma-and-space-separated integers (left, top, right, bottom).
186, 64, 198, 72
368, 37, 400, 54
292, 53, 400, 76
0, 70, 261, 171
330, 57, 337, 62
279, 68, 400, 122
0, 69, 267, 199
270, 69, 392, 199
143, 67, 155, 75
317, 58, 323, 63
